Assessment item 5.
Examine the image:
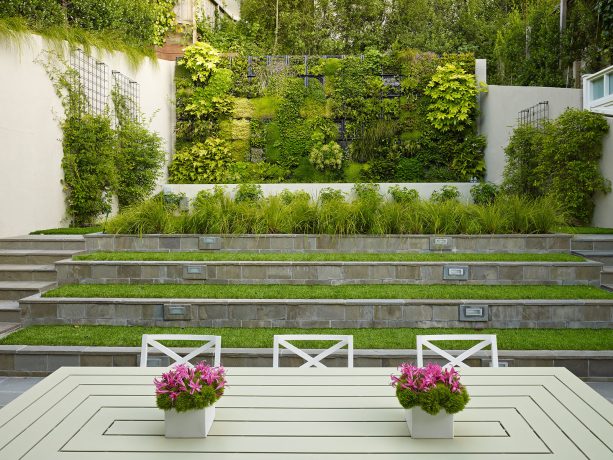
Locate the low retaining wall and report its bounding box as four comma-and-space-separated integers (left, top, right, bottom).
85, 234, 573, 253
0, 346, 610, 378
55, 260, 602, 286
20, 295, 613, 329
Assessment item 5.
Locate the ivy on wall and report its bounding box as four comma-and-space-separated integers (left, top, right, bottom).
169, 42, 487, 184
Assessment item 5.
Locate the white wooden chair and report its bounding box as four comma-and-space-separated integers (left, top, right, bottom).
416, 334, 498, 368
273, 334, 354, 368
140, 334, 221, 368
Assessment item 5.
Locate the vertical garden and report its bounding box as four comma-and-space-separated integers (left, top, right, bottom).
169, 45, 487, 184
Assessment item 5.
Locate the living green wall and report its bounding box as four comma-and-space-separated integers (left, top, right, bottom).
169, 44, 486, 184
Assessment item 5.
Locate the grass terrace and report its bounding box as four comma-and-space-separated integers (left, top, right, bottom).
44, 284, 613, 300
30, 226, 103, 235
75, 251, 585, 262
1, 325, 611, 350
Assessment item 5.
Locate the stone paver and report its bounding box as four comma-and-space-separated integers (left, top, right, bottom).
586, 381, 613, 403
0, 377, 43, 408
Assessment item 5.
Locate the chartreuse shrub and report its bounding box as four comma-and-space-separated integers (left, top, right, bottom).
105, 185, 566, 235
503, 109, 609, 225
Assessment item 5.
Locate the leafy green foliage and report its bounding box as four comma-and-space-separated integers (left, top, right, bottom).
424, 64, 486, 132
179, 42, 222, 83
431, 186, 460, 203
503, 109, 610, 225
151, 0, 176, 47
470, 182, 500, 205
168, 138, 232, 183
235, 183, 263, 202
388, 186, 419, 203
62, 114, 117, 226
309, 142, 343, 171
157, 384, 218, 412
112, 89, 165, 209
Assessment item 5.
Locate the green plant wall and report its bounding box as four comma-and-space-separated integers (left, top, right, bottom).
169, 43, 487, 184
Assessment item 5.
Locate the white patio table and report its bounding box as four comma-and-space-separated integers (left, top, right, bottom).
0, 366, 611, 459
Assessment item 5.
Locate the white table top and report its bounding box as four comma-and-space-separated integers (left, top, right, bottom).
0, 367, 611, 459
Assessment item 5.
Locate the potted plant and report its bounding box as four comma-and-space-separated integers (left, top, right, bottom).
154, 361, 227, 438
391, 363, 469, 439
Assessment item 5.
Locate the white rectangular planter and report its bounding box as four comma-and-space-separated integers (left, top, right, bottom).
164, 405, 216, 438
405, 407, 454, 439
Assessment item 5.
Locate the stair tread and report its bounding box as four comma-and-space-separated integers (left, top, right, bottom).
0, 281, 55, 290
0, 322, 20, 335
1, 235, 86, 241
572, 235, 613, 241
0, 264, 56, 272
0, 301, 19, 310
0, 249, 79, 255
573, 250, 613, 256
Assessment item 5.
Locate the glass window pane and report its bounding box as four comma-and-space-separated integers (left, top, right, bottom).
592, 76, 604, 100
607, 73, 613, 96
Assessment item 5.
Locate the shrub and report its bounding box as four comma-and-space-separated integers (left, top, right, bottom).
62, 114, 116, 226
424, 63, 486, 133
318, 188, 345, 203
431, 185, 460, 203
502, 125, 543, 197
179, 42, 221, 83
309, 141, 344, 171
389, 186, 419, 203
235, 183, 263, 203
470, 182, 499, 205
536, 109, 610, 225
168, 138, 232, 183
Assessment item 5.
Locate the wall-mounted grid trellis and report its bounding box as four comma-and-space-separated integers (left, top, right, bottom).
517, 101, 549, 129
70, 49, 140, 121
70, 49, 108, 116
245, 55, 403, 145
112, 70, 140, 121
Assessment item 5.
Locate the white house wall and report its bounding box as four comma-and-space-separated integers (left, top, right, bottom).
0, 34, 175, 237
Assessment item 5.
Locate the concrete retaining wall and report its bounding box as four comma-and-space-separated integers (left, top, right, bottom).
84, 234, 573, 253
55, 259, 603, 286
20, 295, 613, 329
0, 345, 610, 378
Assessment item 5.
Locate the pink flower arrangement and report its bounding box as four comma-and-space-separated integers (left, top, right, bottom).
391, 363, 469, 415
391, 363, 462, 394
154, 361, 227, 412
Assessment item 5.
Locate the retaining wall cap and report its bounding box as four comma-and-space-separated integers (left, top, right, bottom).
0, 345, 610, 359
56, 260, 603, 266
83, 233, 571, 238
23, 296, 613, 306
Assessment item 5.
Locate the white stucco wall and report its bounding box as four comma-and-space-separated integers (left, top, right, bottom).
163, 182, 476, 202
480, 85, 583, 184
593, 117, 613, 228
0, 34, 175, 238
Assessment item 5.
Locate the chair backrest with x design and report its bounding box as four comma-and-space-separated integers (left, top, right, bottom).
140, 334, 222, 368
273, 334, 353, 368
416, 334, 498, 368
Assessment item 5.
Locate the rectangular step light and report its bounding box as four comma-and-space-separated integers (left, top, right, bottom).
163, 304, 192, 320
429, 236, 454, 251
198, 236, 221, 250
459, 304, 489, 321
183, 264, 208, 279
443, 265, 469, 280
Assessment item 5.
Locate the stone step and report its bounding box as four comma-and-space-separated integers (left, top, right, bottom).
0, 281, 56, 301
20, 295, 613, 329
602, 284, 613, 293
56, 259, 603, 286
0, 235, 86, 251
0, 250, 79, 265
0, 301, 20, 323
601, 268, 613, 285
572, 250, 613, 266
0, 265, 56, 282
571, 235, 613, 252
0, 322, 20, 338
